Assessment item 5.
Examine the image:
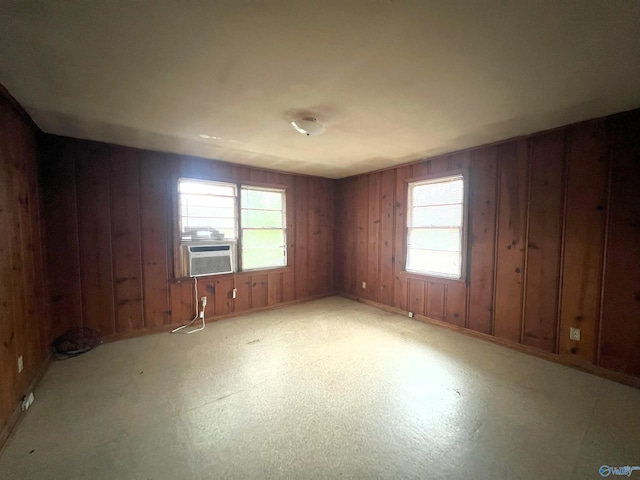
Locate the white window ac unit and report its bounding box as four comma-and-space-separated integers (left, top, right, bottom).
187, 244, 235, 277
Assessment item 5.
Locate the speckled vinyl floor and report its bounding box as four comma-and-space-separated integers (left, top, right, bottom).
0, 296, 638, 479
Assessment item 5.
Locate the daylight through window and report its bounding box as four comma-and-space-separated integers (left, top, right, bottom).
406, 174, 465, 279
178, 178, 286, 272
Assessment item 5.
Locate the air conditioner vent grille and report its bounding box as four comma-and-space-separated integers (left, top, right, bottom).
190, 255, 232, 276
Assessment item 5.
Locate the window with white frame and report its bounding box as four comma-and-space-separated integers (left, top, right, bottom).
178, 178, 286, 271
240, 186, 286, 270
406, 174, 465, 279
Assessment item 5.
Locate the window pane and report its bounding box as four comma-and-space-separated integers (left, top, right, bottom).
407, 175, 465, 278
178, 179, 237, 242
181, 205, 235, 218
179, 180, 235, 196
241, 210, 283, 228
408, 228, 461, 251
180, 195, 235, 209
410, 205, 463, 227
407, 248, 461, 278
412, 178, 463, 206
182, 217, 236, 230
242, 188, 283, 210
242, 247, 286, 270
243, 229, 285, 248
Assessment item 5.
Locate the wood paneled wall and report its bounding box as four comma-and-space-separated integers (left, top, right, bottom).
335, 110, 640, 379
40, 136, 335, 341
0, 93, 50, 445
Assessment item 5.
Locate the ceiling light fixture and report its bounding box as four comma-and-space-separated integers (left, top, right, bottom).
291, 117, 326, 137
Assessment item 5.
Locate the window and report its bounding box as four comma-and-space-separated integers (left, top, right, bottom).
406, 174, 465, 279
178, 179, 287, 272
179, 179, 237, 242
241, 186, 286, 270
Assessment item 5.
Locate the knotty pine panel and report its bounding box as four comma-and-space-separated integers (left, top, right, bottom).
523, 131, 566, 352
558, 122, 608, 364
110, 147, 144, 334
366, 173, 381, 301
467, 146, 499, 335
75, 141, 116, 336
379, 170, 395, 306
294, 176, 309, 299
493, 140, 528, 343
392, 166, 412, 311
0, 94, 50, 445
139, 151, 171, 328
599, 113, 640, 376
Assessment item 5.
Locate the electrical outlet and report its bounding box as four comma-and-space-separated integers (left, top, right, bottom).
200, 296, 207, 307
17, 355, 23, 373
408, 312, 414, 318
362, 282, 366, 289
569, 327, 581, 341
232, 288, 237, 299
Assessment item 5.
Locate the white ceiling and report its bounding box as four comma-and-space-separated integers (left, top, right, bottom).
1, 1, 640, 178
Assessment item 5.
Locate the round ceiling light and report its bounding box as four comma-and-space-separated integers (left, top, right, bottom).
290, 117, 326, 137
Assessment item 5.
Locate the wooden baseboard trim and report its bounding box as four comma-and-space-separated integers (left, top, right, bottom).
0, 354, 53, 453
339, 293, 640, 389
102, 292, 336, 344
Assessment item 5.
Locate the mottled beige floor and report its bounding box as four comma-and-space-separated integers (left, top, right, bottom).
0, 296, 638, 480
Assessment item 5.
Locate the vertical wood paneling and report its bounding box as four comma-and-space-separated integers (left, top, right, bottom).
366, 173, 381, 301
343, 177, 357, 296
558, 122, 608, 364
393, 166, 411, 310
379, 170, 395, 306
356, 175, 368, 297
40, 138, 82, 338
139, 151, 171, 328
599, 114, 640, 376
170, 278, 194, 324
324, 179, 335, 293
109, 147, 144, 334
267, 273, 282, 306
307, 178, 321, 296
214, 278, 233, 316
445, 284, 466, 327
408, 278, 425, 316
468, 146, 499, 335
294, 176, 309, 299
494, 140, 528, 342
0, 96, 51, 443
333, 180, 346, 294
76, 141, 115, 336
426, 281, 445, 321
235, 274, 252, 312
251, 274, 268, 309
523, 131, 566, 352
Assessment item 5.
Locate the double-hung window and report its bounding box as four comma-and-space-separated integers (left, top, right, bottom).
406, 174, 465, 279
178, 178, 286, 272
240, 186, 287, 270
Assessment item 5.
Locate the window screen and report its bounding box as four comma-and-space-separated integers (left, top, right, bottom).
406, 175, 464, 278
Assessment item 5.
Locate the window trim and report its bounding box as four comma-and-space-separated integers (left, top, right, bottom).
403, 169, 469, 282
172, 175, 290, 279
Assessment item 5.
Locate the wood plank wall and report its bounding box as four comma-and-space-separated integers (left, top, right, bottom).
40, 136, 335, 341
335, 110, 640, 379
0, 94, 50, 444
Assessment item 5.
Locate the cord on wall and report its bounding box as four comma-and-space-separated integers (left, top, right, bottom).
171, 276, 206, 334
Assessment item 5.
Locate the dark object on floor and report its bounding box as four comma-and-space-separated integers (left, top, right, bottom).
52, 328, 102, 360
